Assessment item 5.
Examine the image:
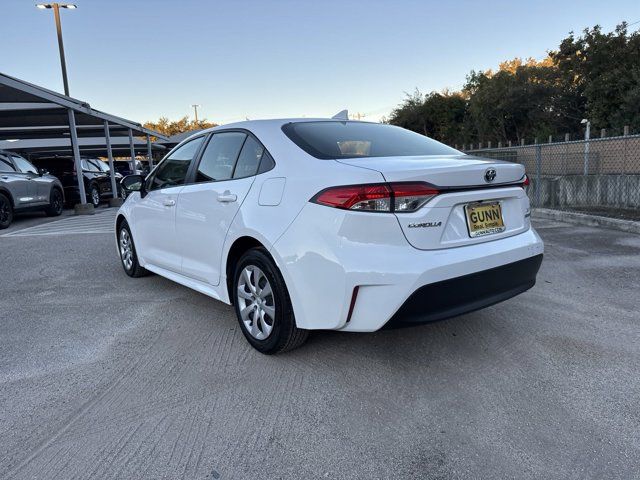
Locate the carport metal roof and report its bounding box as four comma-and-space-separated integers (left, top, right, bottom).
0, 73, 167, 141
0, 72, 168, 208
0, 137, 166, 158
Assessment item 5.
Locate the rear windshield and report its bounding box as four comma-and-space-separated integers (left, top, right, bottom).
282, 121, 460, 159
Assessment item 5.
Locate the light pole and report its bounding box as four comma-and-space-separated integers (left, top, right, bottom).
36, 3, 77, 96
581, 119, 591, 175
192, 104, 200, 124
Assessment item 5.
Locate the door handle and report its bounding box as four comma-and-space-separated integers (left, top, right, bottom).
217, 192, 237, 203
1, 176, 8, 180
163, 199, 176, 207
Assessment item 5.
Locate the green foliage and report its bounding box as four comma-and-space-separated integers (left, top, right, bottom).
388, 23, 640, 146
143, 116, 217, 140
389, 89, 467, 145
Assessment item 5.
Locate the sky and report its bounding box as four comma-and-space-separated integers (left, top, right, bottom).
2, 0, 639, 125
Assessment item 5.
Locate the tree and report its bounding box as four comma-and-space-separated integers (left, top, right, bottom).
388, 89, 467, 145
388, 22, 640, 145
552, 23, 640, 132
143, 116, 217, 139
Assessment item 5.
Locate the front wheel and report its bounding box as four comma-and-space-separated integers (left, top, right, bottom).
118, 221, 148, 277
45, 189, 63, 217
233, 248, 308, 354
0, 193, 13, 229
89, 185, 100, 207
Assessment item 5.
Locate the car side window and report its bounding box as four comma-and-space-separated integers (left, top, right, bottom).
0, 155, 16, 172
146, 136, 205, 191
196, 132, 246, 183
12, 156, 39, 175
257, 150, 275, 174
233, 136, 264, 179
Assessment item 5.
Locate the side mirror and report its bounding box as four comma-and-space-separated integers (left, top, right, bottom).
120, 174, 145, 197
39, 168, 49, 176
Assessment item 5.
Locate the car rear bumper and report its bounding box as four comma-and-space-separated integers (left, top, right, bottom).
384, 254, 542, 328
272, 203, 544, 332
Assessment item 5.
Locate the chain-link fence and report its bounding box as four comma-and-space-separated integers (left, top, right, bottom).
464, 134, 640, 219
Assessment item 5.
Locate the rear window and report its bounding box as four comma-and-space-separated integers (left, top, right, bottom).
282, 121, 460, 159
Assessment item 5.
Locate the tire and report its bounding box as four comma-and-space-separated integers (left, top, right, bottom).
233, 248, 308, 354
45, 189, 64, 217
117, 221, 148, 278
89, 185, 100, 207
0, 193, 13, 230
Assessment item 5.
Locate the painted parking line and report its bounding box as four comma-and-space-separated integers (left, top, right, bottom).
3, 209, 118, 237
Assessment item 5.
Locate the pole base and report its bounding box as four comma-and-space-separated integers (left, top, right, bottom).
74, 203, 95, 215
108, 198, 124, 208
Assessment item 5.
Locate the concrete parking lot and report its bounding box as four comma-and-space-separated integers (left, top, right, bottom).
1, 211, 638, 479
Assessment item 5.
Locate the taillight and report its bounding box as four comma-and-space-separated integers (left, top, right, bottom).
311, 182, 439, 213
522, 175, 530, 187
391, 182, 439, 212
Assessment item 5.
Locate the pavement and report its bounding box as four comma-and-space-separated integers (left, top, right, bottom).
0, 212, 639, 479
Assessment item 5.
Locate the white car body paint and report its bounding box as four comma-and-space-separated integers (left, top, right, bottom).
258, 177, 286, 206
117, 118, 543, 333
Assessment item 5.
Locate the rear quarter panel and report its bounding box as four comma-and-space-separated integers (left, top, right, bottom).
220, 122, 386, 304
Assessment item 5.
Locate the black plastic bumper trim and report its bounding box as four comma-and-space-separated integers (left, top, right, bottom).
385, 254, 543, 329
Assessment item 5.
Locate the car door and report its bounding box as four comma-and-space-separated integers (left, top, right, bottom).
6, 155, 37, 206
1, 154, 27, 207
176, 131, 266, 286
130, 136, 205, 273
14, 155, 50, 204
86, 159, 108, 196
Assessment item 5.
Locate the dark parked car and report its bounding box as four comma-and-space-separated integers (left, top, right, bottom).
114, 160, 150, 177
31, 156, 123, 207
0, 150, 64, 229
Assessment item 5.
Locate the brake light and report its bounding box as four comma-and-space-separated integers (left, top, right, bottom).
311, 182, 439, 213
522, 175, 530, 187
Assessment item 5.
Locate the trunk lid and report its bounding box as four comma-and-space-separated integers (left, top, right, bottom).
336, 155, 530, 250
336, 154, 524, 187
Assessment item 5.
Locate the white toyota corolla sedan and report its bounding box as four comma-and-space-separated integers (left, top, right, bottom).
116, 118, 543, 354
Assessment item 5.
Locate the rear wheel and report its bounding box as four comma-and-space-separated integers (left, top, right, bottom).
118, 221, 148, 277
0, 193, 13, 229
45, 189, 63, 217
233, 248, 308, 354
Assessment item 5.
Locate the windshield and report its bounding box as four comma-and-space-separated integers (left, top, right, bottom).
282, 121, 460, 159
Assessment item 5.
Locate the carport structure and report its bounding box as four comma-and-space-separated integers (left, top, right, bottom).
0, 72, 168, 212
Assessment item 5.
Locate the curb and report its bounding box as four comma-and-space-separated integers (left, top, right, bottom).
533, 208, 640, 235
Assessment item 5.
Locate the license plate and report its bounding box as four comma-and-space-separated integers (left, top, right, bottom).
464, 202, 505, 238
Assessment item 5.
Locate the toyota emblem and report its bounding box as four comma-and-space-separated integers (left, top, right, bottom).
484, 168, 497, 183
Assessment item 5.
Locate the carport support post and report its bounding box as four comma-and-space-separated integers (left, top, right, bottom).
146, 134, 154, 169
104, 121, 123, 207
128, 128, 136, 174
68, 109, 93, 214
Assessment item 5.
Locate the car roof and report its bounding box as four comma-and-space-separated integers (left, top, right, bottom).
197, 118, 377, 136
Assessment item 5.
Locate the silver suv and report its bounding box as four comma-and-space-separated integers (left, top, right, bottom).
0, 150, 64, 229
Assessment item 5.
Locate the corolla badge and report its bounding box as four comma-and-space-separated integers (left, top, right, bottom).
408, 221, 442, 228
484, 168, 497, 183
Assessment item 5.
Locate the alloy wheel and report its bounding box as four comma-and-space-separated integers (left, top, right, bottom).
52, 191, 62, 214
91, 188, 100, 206
119, 228, 134, 270
237, 265, 275, 340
